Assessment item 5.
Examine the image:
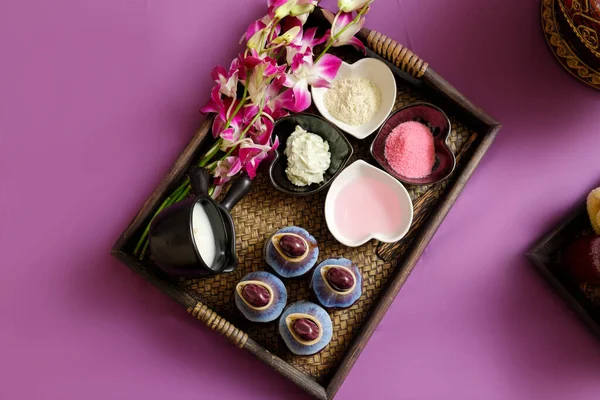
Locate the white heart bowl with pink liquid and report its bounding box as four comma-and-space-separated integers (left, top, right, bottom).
325, 160, 413, 247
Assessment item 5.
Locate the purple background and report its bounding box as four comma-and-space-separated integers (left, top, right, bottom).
1, 0, 600, 398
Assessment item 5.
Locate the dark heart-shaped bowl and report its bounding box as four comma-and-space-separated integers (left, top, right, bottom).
269, 113, 353, 196
370, 102, 455, 186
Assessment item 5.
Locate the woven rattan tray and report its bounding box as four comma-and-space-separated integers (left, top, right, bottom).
528, 188, 600, 339
111, 9, 500, 400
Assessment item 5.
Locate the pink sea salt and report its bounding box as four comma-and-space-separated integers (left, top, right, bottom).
384, 121, 435, 179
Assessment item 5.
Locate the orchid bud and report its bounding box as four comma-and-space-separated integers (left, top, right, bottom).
247, 29, 266, 50
270, 26, 301, 46
290, 2, 315, 16
274, 0, 297, 19
273, 0, 317, 19
338, 0, 371, 13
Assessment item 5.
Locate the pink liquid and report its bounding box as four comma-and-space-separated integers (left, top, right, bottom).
333, 175, 405, 240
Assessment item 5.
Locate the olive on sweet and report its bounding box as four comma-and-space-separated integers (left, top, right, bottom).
235, 271, 287, 323
292, 318, 320, 342
279, 301, 332, 355
279, 234, 308, 258
326, 266, 355, 292
241, 283, 271, 308
311, 258, 362, 309
265, 226, 319, 278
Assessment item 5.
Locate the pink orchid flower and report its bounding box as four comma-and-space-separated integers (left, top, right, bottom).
214, 156, 243, 185
284, 19, 329, 66
200, 58, 246, 116
282, 53, 342, 112
212, 110, 244, 148
199, 84, 224, 115
249, 112, 275, 146
262, 76, 293, 119
338, 0, 371, 13
244, 52, 286, 105
331, 12, 366, 53
238, 138, 279, 179
210, 58, 243, 98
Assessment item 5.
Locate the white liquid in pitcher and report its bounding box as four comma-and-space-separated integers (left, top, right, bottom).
191, 203, 216, 268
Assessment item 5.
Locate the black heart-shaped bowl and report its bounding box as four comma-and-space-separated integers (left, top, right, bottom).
269, 113, 353, 196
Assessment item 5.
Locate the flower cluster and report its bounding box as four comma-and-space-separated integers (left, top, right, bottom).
197, 0, 373, 197
133, 0, 373, 259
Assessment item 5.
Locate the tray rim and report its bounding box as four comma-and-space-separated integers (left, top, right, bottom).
526, 190, 600, 339
110, 9, 501, 400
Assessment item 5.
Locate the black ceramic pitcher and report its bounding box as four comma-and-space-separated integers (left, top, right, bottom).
148, 167, 252, 277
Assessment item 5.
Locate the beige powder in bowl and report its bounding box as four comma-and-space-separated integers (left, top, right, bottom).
324, 77, 382, 126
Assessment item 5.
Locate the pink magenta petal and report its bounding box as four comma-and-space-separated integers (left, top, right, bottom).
210, 65, 227, 83
348, 36, 366, 53
200, 85, 224, 114
239, 146, 261, 163
304, 27, 328, 47
274, 87, 297, 112
335, 15, 363, 44
243, 104, 260, 122
219, 127, 238, 142
308, 76, 333, 88
289, 79, 311, 112
268, 0, 287, 8
227, 157, 243, 177
264, 63, 280, 76
245, 20, 266, 41
332, 12, 353, 35
283, 71, 300, 88
252, 119, 274, 146
200, 99, 220, 115
271, 135, 280, 152
243, 152, 268, 179
211, 116, 226, 138
211, 86, 223, 106
308, 54, 342, 86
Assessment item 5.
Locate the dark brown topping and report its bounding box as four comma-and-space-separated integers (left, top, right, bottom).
279, 234, 307, 258
241, 283, 271, 308
326, 266, 355, 292
292, 318, 320, 342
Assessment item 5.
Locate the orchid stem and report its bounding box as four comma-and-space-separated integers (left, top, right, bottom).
198, 139, 222, 167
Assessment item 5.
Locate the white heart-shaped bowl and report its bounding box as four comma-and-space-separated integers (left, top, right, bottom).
312, 58, 397, 140
325, 160, 413, 247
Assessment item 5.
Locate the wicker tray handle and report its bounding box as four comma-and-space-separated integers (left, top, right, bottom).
188, 301, 248, 348
363, 30, 428, 79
